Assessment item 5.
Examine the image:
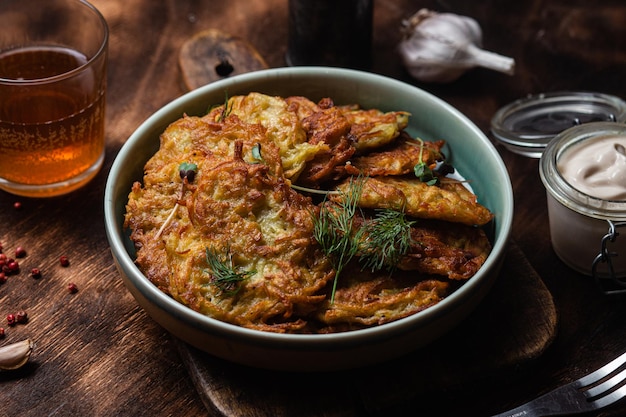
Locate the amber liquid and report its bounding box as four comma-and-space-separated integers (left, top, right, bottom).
0, 46, 105, 191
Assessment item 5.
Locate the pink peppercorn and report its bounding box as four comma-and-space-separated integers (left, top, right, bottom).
67, 282, 79, 294
15, 311, 27, 324
30, 268, 41, 279
6, 260, 19, 274
0, 328, 4, 338
0, 272, 6, 284
14, 246, 26, 258
60, 256, 70, 267
6, 314, 16, 326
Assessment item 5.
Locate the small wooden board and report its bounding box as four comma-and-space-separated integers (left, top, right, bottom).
175, 241, 558, 416
179, 29, 268, 91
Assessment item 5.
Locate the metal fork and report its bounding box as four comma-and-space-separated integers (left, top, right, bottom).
491, 351, 626, 417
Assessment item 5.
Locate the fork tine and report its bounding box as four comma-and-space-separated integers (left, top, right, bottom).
589, 381, 626, 410
584, 367, 626, 398
576, 350, 626, 387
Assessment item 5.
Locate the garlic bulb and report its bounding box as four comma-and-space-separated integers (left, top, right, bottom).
399, 9, 515, 83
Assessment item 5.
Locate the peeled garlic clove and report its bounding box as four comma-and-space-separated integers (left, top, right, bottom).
399, 9, 515, 83
0, 339, 33, 371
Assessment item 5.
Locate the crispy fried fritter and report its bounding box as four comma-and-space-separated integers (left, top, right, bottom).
296, 105, 356, 186
206, 92, 326, 179
125, 117, 334, 333
317, 264, 449, 329
332, 176, 494, 226
339, 106, 410, 153
400, 220, 491, 279
345, 133, 445, 177
285, 95, 323, 119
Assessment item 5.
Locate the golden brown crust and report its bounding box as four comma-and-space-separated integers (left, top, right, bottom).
317, 265, 450, 329
332, 175, 494, 226
296, 105, 356, 186
345, 133, 445, 177
339, 106, 410, 153
400, 220, 492, 279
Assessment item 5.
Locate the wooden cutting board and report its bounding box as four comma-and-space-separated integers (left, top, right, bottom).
174, 240, 557, 416
179, 29, 268, 91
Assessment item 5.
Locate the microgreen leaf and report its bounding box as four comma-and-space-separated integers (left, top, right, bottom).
414, 162, 439, 186
413, 138, 440, 186
179, 162, 198, 182
251, 143, 264, 163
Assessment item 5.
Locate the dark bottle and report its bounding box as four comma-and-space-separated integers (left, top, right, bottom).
286, 0, 373, 69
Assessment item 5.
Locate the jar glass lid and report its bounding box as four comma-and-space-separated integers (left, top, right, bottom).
491, 91, 626, 158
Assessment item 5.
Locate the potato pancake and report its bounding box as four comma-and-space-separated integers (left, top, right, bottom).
206, 92, 326, 179
126, 115, 334, 333
332, 175, 494, 226
345, 133, 445, 177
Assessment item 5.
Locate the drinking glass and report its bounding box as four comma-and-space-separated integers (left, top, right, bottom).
0, 0, 108, 197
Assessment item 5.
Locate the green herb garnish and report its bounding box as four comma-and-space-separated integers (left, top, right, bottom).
414, 162, 438, 185
313, 177, 365, 303
204, 246, 253, 295
179, 162, 198, 182
217, 92, 232, 122
412, 138, 439, 185
358, 209, 415, 273
251, 143, 264, 163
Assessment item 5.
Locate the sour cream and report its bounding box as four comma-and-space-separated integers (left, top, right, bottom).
540, 122, 626, 278
557, 135, 626, 201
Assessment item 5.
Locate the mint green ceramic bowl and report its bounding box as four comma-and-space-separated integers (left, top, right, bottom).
104, 67, 513, 371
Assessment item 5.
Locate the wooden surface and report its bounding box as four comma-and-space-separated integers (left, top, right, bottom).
2, 0, 626, 416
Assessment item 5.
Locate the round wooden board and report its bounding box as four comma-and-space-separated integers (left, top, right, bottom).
174, 240, 558, 416
179, 29, 268, 91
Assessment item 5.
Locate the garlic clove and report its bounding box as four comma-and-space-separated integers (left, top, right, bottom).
399, 9, 515, 83
0, 339, 34, 371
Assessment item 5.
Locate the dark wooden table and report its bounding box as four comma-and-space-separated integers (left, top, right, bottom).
2, 0, 626, 416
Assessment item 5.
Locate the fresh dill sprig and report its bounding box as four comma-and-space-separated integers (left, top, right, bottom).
358, 209, 415, 273
313, 177, 365, 303
204, 246, 253, 295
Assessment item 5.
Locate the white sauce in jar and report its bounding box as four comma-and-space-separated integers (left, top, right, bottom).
557, 135, 626, 201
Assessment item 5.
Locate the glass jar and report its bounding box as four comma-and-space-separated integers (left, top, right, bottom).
540, 122, 626, 293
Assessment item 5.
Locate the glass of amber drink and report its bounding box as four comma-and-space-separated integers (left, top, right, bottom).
0, 0, 108, 197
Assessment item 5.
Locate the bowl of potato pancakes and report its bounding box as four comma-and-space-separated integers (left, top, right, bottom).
104, 67, 513, 371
